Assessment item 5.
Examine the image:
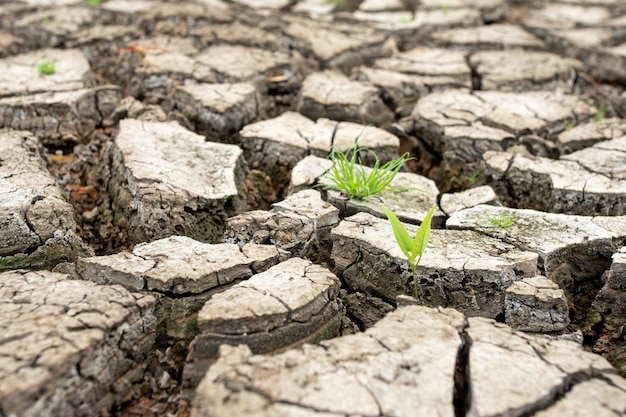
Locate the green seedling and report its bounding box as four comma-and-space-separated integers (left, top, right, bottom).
384, 205, 436, 301
37, 59, 56, 76
84, 0, 102, 6
486, 210, 519, 229
322, 140, 412, 200
594, 106, 606, 122
588, 100, 607, 123
441, 5, 450, 14
399, 15, 413, 24
563, 121, 576, 131
466, 170, 480, 185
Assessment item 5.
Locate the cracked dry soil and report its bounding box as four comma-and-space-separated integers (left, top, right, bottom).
1, 0, 626, 416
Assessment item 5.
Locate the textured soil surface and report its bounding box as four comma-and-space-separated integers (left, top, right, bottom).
1, 0, 626, 416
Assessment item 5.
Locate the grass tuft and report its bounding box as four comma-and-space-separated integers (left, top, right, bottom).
322, 140, 412, 200
486, 210, 519, 229
37, 59, 56, 76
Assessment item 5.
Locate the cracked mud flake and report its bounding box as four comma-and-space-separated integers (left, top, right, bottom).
535, 378, 626, 417
76, 235, 285, 294
331, 212, 537, 317
483, 151, 626, 215
13, 7, 95, 46
467, 316, 623, 417
240, 111, 334, 157
469, 50, 582, 91
0, 49, 91, 98
373, 46, 470, 80
197, 257, 340, 334
108, 119, 244, 243
0, 269, 156, 417
522, 4, 612, 30
561, 136, 626, 179
430, 24, 546, 50
447, 204, 624, 256
193, 45, 296, 81
192, 306, 465, 417
0, 130, 90, 266
557, 118, 626, 154
296, 70, 394, 125
281, 15, 391, 70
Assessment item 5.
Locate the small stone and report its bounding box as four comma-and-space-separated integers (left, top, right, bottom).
81, 206, 99, 223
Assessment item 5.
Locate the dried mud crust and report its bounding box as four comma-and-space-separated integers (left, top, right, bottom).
0, 0, 626, 416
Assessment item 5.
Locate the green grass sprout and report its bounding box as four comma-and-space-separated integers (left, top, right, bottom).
588, 100, 607, 123
322, 140, 412, 200
466, 170, 480, 185
85, 0, 102, 6
594, 106, 606, 122
384, 205, 436, 301
37, 59, 56, 76
486, 210, 519, 229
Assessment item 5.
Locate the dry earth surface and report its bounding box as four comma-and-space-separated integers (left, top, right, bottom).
1, 0, 626, 416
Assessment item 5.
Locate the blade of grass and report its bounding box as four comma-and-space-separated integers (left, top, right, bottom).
413, 205, 436, 262
383, 207, 414, 261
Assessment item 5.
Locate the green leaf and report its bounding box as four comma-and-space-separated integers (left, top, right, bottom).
412, 205, 436, 258
384, 207, 413, 261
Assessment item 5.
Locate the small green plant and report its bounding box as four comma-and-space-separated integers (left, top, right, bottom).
594, 106, 606, 122
322, 140, 412, 200
84, 0, 102, 6
563, 121, 576, 131
399, 15, 413, 24
588, 100, 606, 123
466, 170, 480, 185
441, 5, 451, 14
324, 0, 341, 3
384, 205, 436, 301
37, 59, 56, 76
486, 210, 519, 229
